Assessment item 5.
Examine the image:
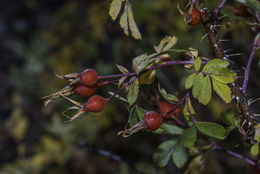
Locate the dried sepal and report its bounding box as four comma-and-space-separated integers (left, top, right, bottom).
42, 86, 74, 106
117, 121, 146, 137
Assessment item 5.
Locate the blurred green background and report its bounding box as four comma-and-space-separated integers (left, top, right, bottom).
0, 0, 260, 173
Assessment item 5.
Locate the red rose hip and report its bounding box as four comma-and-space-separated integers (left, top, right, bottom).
80, 68, 98, 87
73, 83, 97, 97
188, 9, 201, 26
157, 101, 180, 119
83, 95, 107, 112
143, 111, 162, 131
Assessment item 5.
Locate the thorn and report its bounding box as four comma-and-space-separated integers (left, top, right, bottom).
226, 53, 243, 57
218, 15, 227, 20
200, 33, 208, 42
249, 98, 260, 105
219, 39, 231, 42
224, 49, 234, 53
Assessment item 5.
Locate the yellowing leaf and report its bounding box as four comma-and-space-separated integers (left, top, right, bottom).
212, 79, 232, 103
155, 36, 178, 53
120, 4, 129, 36
127, 2, 141, 40
251, 144, 259, 156
109, 0, 122, 21
116, 64, 129, 74
127, 77, 139, 105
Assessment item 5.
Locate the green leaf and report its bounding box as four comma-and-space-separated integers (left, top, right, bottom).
194, 57, 201, 72
185, 73, 196, 89
180, 126, 197, 148
128, 106, 139, 127
172, 144, 188, 168
109, 0, 122, 20
221, 109, 240, 126
116, 64, 129, 74
127, 2, 141, 40
154, 123, 183, 135
132, 53, 149, 74
119, 3, 129, 36
136, 106, 147, 120
210, 68, 236, 84
198, 75, 212, 105
184, 155, 204, 174
212, 79, 232, 103
251, 144, 259, 156
153, 140, 178, 167
127, 77, 139, 105
195, 122, 227, 140
192, 73, 203, 99
158, 83, 179, 102
202, 59, 229, 73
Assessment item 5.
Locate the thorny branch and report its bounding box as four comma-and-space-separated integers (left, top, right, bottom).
194, 0, 257, 129
194, 0, 259, 168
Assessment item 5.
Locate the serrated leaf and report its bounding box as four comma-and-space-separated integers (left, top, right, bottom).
208, 67, 236, 82
202, 59, 229, 73
172, 144, 188, 168
180, 126, 197, 148
119, 3, 129, 35
194, 57, 201, 72
127, 77, 139, 105
154, 123, 183, 135
136, 106, 147, 120
192, 73, 203, 99
212, 79, 232, 103
127, 2, 141, 40
251, 144, 259, 156
155, 36, 178, 53
153, 140, 178, 167
158, 83, 179, 102
116, 64, 129, 74
184, 155, 204, 174
109, 0, 122, 21
198, 75, 212, 105
196, 122, 227, 140
185, 73, 196, 89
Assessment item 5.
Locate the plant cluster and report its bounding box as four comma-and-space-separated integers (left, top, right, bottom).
44, 0, 260, 172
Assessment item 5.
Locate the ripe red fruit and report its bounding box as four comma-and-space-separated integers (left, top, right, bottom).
73, 83, 97, 97
80, 68, 98, 87
235, 5, 252, 18
83, 95, 107, 112
143, 111, 162, 131
188, 9, 201, 26
157, 101, 180, 119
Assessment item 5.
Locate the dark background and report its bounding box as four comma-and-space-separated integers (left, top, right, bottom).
0, 0, 259, 173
